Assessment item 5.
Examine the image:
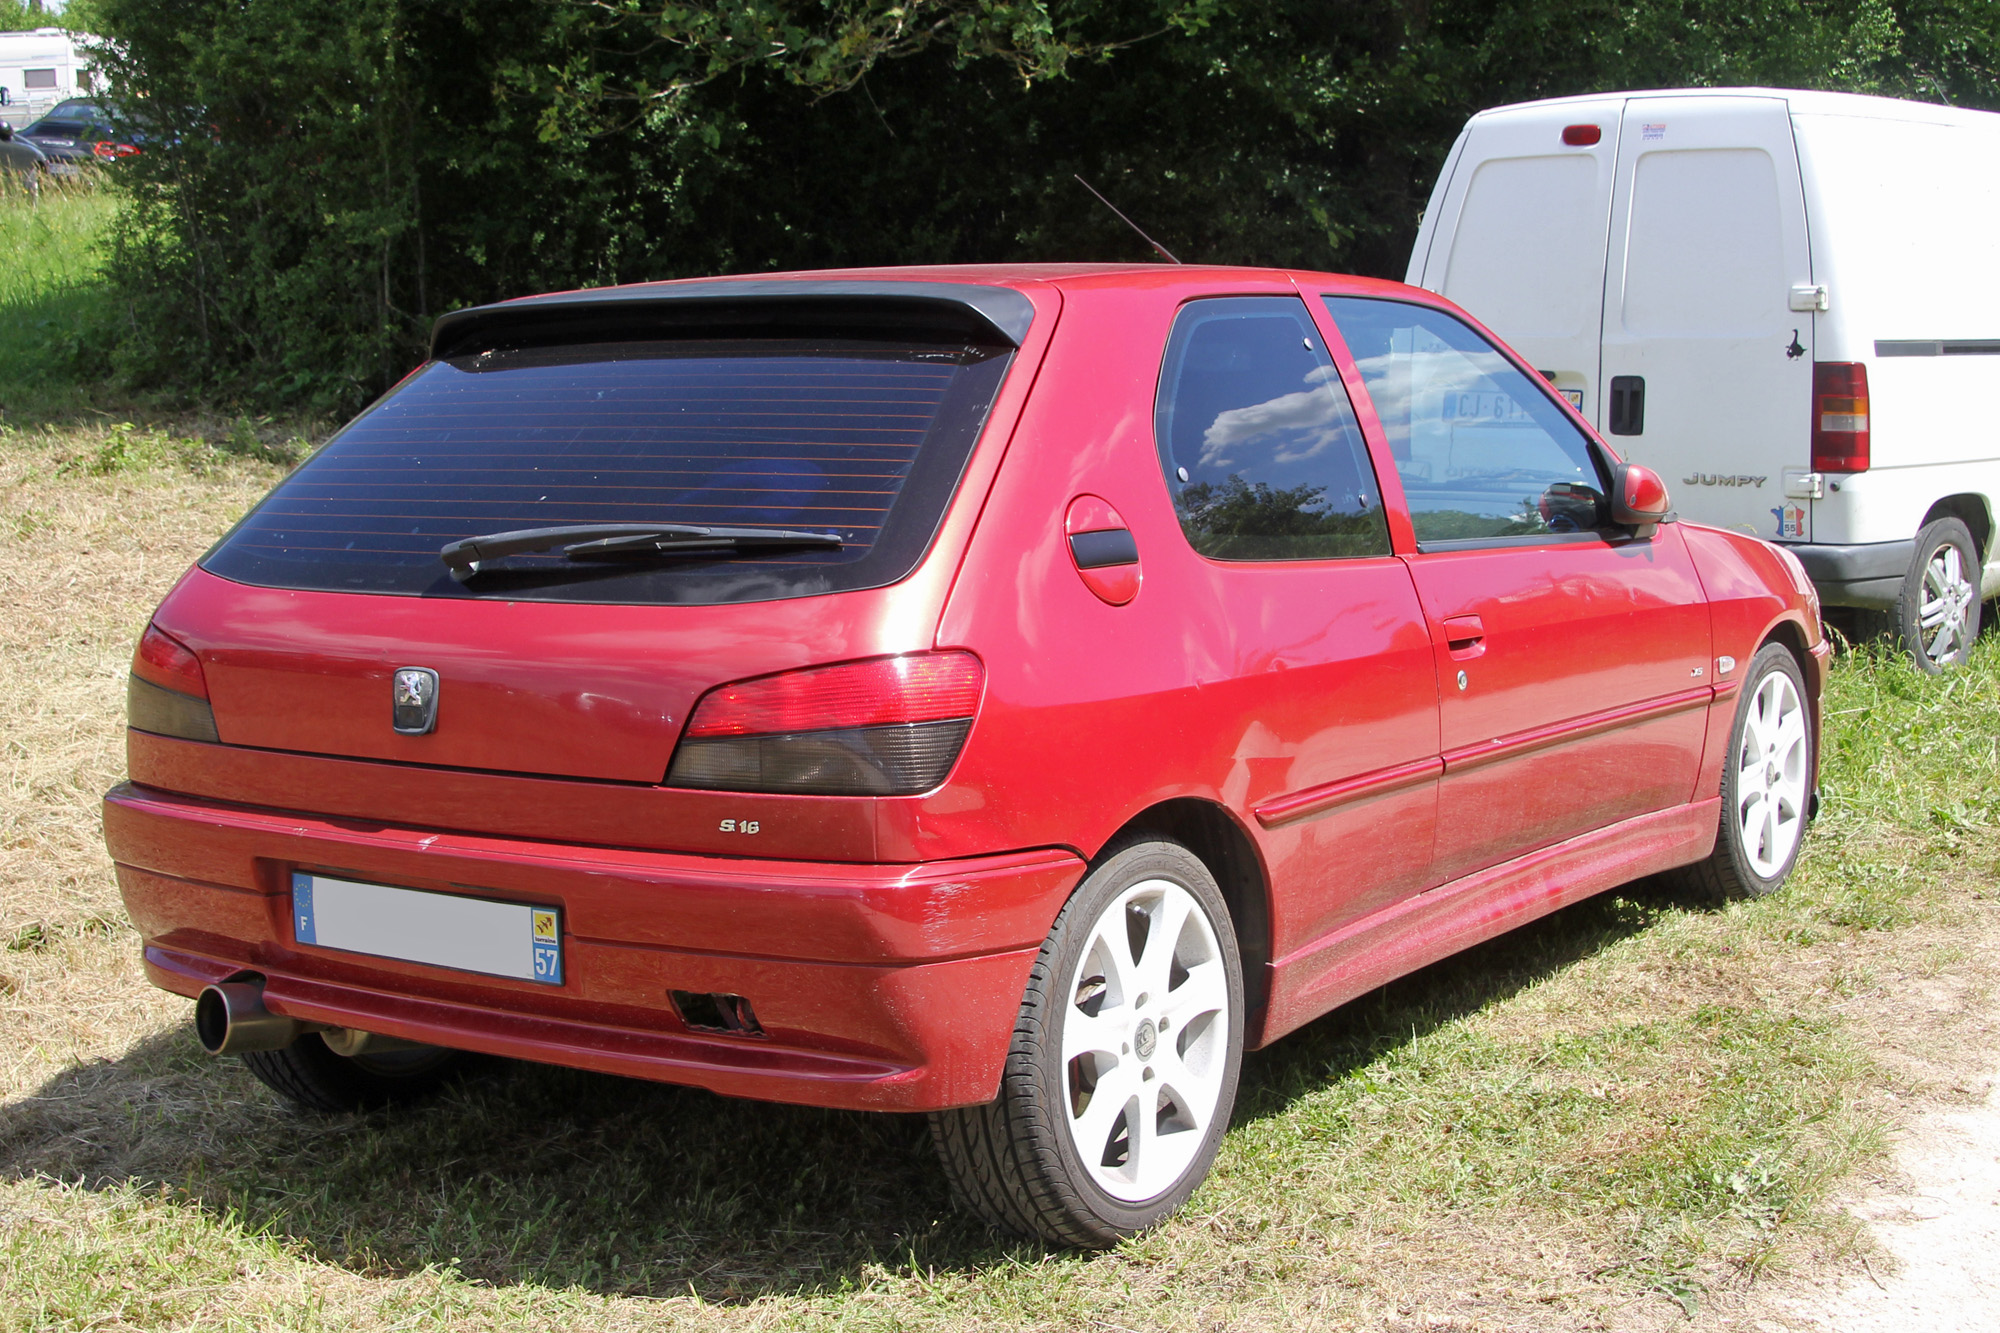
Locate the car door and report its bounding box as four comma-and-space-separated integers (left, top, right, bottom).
1600, 95, 1816, 542
1322, 295, 1711, 884
1151, 295, 1442, 943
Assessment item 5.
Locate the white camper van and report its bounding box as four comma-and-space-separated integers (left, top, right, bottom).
0, 28, 94, 131
1407, 88, 2000, 669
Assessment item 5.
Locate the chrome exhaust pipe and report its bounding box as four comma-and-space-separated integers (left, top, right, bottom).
194, 981, 301, 1054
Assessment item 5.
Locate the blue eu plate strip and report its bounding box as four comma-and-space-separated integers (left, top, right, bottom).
292, 872, 317, 945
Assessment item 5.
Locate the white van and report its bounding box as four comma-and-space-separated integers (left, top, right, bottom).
1407, 87, 2000, 669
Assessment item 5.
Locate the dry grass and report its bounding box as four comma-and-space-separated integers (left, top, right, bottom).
0, 423, 293, 1095
1, 417, 1998, 1331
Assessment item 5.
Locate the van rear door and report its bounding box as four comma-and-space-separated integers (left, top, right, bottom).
1600, 95, 1815, 542
1413, 97, 1622, 420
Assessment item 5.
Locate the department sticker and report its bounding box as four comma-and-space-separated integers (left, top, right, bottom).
1771, 504, 1807, 539
531, 909, 563, 984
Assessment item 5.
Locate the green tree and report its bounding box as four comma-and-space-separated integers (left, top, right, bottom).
81, 0, 2000, 411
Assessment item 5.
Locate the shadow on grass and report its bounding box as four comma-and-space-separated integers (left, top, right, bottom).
2, 879, 1698, 1301
0, 282, 118, 422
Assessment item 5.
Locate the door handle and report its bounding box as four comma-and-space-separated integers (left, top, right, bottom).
1609, 376, 1644, 435
1442, 614, 1486, 660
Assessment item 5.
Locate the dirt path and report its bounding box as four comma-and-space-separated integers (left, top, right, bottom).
1756, 1029, 2000, 1331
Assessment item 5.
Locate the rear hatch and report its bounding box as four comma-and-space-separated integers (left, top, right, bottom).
158, 282, 1031, 787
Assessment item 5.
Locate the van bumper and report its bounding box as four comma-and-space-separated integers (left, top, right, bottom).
104, 781, 1082, 1112
1788, 539, 1914, 609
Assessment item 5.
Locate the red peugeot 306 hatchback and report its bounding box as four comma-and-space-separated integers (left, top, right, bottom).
104, 265, 1826, 1246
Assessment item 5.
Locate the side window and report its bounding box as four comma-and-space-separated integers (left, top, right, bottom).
1154, 297, 1390, 561
1324, 296, 1608, 544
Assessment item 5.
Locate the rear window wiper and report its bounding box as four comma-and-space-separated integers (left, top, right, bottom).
440, 523, 842, 582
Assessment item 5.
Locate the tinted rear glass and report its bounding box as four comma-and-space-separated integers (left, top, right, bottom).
202, 337, 1012, 605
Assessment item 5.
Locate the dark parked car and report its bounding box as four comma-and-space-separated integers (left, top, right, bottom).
104, 264, 1827, 1246
0, 122, 48, 184
18, 99, 139, 171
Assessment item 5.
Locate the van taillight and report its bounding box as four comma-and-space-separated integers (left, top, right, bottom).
128, 624, 219, 743
1812, 362, 1870, 473
666, 652, 984, 796
1562, 124, 1602, 146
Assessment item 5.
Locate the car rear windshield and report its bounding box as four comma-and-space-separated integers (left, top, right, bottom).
26, 120, 91, 138
201, 336, 1013, 606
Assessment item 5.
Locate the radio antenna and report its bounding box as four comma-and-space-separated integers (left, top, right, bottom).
1074, 174, 1182, 264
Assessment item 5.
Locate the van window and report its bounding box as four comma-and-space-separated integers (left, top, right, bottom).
1154, 297, 1390, 561
201, 337, 1012, 606
23, 70, 57, 90
1325, 297, 1607, 544
1445, 154, 1601, 340
1621, 149, 1787, 337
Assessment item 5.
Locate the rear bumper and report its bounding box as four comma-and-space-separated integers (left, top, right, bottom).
105, 782, 1083, 1111
1788, 539, 1914, 609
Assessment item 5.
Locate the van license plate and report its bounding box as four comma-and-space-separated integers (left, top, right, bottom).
291, 873, 563, 985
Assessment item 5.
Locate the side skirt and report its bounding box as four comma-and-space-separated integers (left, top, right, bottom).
1254, 798, 1721, 1047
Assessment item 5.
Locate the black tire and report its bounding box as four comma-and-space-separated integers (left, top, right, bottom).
1669, 642, 1812, 902
240, 1033, 463, 1113
929, 839, 1244, 1247
1895, 517, 1982, 672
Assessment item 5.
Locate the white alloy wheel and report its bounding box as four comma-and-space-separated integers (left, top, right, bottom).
1731, 660, 1809, 878
1058, 877, 1232, 1202
929, 839, 1244, 1246
1670, 642, 1815, 902
1897, 517, 1982, 672
1918, 540, 1976, 663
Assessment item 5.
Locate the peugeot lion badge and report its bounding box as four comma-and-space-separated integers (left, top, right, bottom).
391, 667, 439, 735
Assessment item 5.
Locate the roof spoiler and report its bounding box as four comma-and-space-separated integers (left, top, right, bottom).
429, 280, 1037, 359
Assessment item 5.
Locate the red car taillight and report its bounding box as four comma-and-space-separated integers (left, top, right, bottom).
135, 624, 207, 697
667, 652, 983, 795
128, 624, 219, 742
1812, 362, 1870, 473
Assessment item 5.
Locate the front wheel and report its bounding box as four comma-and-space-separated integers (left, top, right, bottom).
1669, 642, 1812, 902
1896, 517, 1981, 672
930, 840, 1244, 1247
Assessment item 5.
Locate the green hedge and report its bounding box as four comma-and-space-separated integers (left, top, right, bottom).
81, 0, 2000, 413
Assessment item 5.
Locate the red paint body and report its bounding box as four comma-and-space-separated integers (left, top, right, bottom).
104, 264, 1826, 1112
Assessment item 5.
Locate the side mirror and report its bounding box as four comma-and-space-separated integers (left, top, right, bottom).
1610, 462, 1672, 539
0, 125, 12, 142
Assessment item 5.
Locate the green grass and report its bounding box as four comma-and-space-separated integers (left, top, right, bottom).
0, 173, 119, 419
3, 632, 1996, 1328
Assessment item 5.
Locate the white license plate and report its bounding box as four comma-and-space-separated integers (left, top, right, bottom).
291, 873, 563, 985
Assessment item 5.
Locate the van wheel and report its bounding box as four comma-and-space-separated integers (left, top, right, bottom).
1896, 518, 1981, 672
1670, 643, 1812, 902
241, 1034, 462, 1113
929, 840, 1244, 1247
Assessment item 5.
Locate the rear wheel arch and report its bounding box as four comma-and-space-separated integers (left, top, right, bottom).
1094, 798, 1271, 1041
1922, 494, 1992, 564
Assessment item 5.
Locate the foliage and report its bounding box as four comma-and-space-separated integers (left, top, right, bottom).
0, 1, 76, 32
80, 0, 2000, 413
1177, 474, 1391, 558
